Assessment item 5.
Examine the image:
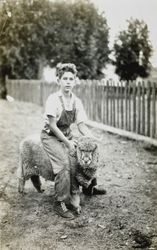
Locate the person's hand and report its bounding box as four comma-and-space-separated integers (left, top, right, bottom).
67, 140, 78, 157
67, 140, 77, 152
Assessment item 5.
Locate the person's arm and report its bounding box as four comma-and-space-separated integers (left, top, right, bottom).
48, 116, 77, 150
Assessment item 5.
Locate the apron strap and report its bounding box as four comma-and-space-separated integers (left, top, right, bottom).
59, 96, 65, 110
73, 100, 76, 110
59, 95, 76, 111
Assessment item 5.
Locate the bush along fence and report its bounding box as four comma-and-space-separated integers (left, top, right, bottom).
6, 77, 157, 139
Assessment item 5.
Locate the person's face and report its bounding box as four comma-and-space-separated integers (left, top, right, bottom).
58, 71, 76, 94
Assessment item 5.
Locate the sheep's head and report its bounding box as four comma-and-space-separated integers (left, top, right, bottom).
76, 136, 99, 168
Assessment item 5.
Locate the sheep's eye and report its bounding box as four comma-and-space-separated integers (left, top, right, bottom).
80, 149, 84, 152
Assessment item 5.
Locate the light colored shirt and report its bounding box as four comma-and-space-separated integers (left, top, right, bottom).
43, 91, 87, 128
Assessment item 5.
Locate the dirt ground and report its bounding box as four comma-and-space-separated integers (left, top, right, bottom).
0, 99, 157, 250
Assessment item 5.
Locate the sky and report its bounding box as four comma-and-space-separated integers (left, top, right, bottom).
91, 0, 157, 67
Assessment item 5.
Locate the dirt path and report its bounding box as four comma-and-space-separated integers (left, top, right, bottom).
0, 99, 157, 250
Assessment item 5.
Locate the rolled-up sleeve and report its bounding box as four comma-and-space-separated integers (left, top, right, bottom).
75, 98, 88, 124
45, 94, 57, 118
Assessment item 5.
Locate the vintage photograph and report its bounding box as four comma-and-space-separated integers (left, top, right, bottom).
0, 0, 157, 249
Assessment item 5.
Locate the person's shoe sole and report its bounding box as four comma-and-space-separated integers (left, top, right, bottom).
54, 208, 75, 220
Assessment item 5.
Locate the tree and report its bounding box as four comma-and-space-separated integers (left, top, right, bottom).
0, 0, 110, 98
69, 0, 110, 79
113, 18, 153, 81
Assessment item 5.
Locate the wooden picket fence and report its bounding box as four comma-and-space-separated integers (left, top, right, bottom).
6, 78, 157, 139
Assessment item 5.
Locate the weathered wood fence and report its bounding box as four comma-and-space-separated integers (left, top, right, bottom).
6, 78, 157, 139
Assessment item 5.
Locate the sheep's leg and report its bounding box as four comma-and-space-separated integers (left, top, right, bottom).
31, 175, 44, 193
17, 157, 26, 194
18, 177, 25, 194
70, 193, 81, 215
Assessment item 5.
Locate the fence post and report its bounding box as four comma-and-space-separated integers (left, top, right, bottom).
146, 81, 151, 137
112, 80, 116, 127
128, 81, 131, 131
152, 81, 156, 138
116, 81, 120, 128
132, 81, 136, 133
137, 81, 141, 134
141, 81, 146, 135
106, 80, 109, 125
120, 81, 124, 129
124, 81, 128, 130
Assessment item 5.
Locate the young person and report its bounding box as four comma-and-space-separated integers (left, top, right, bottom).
41, 63, 105, 219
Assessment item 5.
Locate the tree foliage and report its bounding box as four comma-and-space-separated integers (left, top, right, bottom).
0, 0, 110, 84
113, 18, 153, 81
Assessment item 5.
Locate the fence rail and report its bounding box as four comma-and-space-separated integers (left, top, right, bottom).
6, 78, 157, 139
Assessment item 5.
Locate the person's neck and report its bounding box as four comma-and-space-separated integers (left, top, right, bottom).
61, 90, 72, 99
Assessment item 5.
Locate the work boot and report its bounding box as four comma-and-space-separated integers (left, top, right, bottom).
82, 178, 106, 196
54, 201, 75, 219
92, 186, 106, 195
82, 185, 106, 196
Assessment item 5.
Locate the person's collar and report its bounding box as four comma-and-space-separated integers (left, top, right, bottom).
58, 90, 74, 99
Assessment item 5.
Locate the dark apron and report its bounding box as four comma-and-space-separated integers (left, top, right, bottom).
48, 95, 76, 139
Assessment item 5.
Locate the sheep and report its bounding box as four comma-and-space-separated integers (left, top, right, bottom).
17, 134, 99, 213
17, 134, 56, 194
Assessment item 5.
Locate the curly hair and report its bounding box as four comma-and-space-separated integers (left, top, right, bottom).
56, 63, 78, 79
